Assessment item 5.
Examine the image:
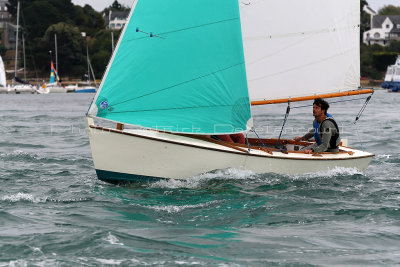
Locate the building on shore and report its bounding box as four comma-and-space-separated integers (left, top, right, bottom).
104, 10, 129, 31
363, 5, 400, 46
0, 0, 17, 49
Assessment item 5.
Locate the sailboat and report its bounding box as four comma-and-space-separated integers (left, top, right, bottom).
44, 60, 65, 93
44, 35, 67, 93
8, 1, 36, 94
74, 44, 97, 93
86, 0, 374, 182
382, 55, 400, 92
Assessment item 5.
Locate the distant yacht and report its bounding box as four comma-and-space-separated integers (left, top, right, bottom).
44, 61, 67, 93
5, 1, 37, 94
382, 55, 400, 93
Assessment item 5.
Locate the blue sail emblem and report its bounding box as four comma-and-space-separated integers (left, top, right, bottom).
100, 101, 109, 110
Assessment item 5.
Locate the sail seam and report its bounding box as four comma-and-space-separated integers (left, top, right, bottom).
159, 18, 239, 35
123, 17, 240, 43
249, 46, 358, 82
111, 62, 245, 107
103, 104, 239, 114
245, 25, 358, 41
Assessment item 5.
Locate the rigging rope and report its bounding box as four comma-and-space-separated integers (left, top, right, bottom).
353, 90, 373, 150
251, 128, 270, 153
245, 132, 251, 152
354, 91, 373, 124
276, 102, 290, 148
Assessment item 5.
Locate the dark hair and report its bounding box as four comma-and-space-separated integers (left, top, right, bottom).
313, 98, 329, 115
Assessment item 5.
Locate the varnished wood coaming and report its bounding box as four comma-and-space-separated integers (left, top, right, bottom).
89, 125, 372, 160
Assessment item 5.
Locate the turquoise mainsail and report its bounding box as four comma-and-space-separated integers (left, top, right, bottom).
88, 0, 252, 134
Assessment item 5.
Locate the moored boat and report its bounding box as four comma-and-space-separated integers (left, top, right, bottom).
9, 84, 37, 94
382, 55, 400, 92
44, 61, 67, 93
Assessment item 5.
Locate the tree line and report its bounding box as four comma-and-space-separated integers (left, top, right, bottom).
5, 0, 127, 80
4, 0, 400, 81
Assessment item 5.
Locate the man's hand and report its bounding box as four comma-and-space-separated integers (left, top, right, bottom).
303, 149, 313, 154
294, 136, 303, 142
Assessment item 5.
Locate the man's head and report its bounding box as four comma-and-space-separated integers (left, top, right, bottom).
313, 98, 329, 116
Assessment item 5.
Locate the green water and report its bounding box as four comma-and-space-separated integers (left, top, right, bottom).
1, 91, 399, 266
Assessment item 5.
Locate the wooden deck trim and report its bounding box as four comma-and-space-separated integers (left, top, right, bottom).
89, 125, 374, 161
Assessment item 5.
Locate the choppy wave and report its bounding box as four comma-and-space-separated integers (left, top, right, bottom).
0, 142, 46, 149
149, 168, 257, 189
103, 232, 124, 245
138, 200, 221, 213
1, 192, 92, 204
149, 167, 365, 189
375, 154, 391, 160
1, 193, 45, 203
290, 167, 364, 180
0, 150, 92, 167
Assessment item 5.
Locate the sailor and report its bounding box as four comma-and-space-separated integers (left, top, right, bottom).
294, 98, 340, 153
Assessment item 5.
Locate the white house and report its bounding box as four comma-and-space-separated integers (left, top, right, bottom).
363, 6, 400, 46
104, 10, 129, 31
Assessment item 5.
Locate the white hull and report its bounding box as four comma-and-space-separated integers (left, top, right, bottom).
4, 85, 37, 94
86, 118, 374, 182
65, 85, 96, 93
48, 86, 68, 93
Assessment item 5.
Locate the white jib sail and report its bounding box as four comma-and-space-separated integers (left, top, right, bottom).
239, 0, 361, 102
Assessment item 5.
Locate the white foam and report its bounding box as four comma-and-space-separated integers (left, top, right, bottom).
295, 166, 363, 179
1, 193, 46, 203
150, 168, 256, 189
174, 261, 204, 265
150, 178, 201, 189
142, 200, 220, 213
9, 260, 27, 267
29, 246, 44, 256
104, 232, 124, 245
10, 149, 24, 155
375, 154, 391, 159
1, 150, 31, 157
195, 168, 256, 180
96, 259, 123, 265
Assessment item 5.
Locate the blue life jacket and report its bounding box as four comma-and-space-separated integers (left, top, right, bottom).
314, 113, 333, 145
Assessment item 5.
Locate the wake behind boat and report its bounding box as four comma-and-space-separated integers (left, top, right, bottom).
86, 0, 374, 183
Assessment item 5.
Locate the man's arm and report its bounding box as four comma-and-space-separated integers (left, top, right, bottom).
295, 120, 316, 141
295, 128, 314, 141
303, 128, 314, 141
